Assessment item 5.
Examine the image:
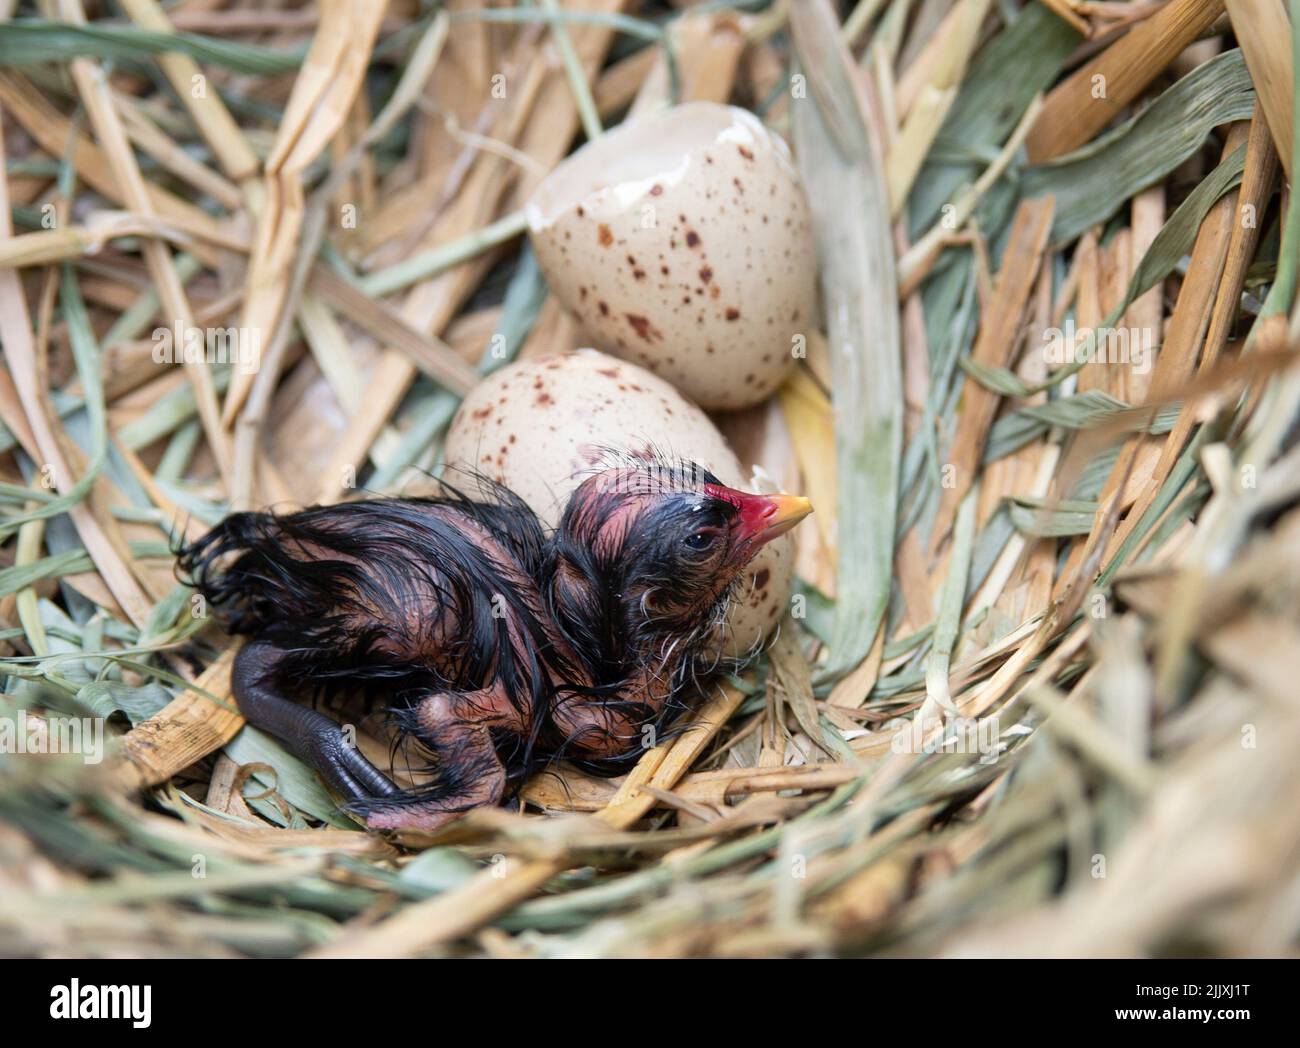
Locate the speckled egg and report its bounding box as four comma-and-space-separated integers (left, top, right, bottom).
525, 103, 818, 411
444, 349, 795, 657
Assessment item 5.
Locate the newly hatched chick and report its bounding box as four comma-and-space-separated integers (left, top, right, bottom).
179, 460, 811, 831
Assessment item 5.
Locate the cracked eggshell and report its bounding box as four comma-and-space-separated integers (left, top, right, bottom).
526, 102, 817, 411
444, 350, 793, 657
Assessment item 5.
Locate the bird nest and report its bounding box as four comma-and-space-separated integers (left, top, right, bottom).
2, 0, 1299, 958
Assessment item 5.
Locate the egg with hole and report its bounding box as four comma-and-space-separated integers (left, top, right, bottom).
444, 349, 798, 658
525, 102, 817, 411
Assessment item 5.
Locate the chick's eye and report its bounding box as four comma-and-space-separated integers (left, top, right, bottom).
683, 530, 716, 552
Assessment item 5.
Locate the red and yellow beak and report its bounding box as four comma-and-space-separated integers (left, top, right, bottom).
707, 485, 813, 549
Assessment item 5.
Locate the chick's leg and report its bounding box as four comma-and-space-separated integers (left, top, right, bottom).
552, 670, 667, 760
363, 690, 507, 832
552, 702, 651, 760
232, 639, 402, 804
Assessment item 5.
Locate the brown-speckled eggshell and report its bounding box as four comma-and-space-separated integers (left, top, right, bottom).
444, 349, 793, 657
526, 103, 817, 411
